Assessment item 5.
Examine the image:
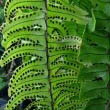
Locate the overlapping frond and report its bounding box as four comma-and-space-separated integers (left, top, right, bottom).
78, 0, 110, 109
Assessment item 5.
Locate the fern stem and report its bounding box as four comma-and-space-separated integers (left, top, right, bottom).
45, 0, 54, 110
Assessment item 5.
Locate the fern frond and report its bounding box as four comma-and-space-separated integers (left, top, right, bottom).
0, 0, 91, 110
4, 0, 45, 19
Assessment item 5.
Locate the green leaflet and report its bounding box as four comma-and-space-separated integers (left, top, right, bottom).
88, 9, 96, 32
49, 0, 89, 16
2, 17, 46, 36
48, 1, 89, 25
24, 101, 51, 110
0, 43, 46, 67
2, 27, 45, 49
4, 0, 45, 19
79, 64, 108, 81
84, 98, 107, 110
90, 0, 110, 17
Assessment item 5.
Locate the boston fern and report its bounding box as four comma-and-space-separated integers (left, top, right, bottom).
0, 0, 109, 110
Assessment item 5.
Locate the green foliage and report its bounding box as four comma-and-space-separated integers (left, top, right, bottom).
0, 0, 110, 110
78, 0, 110, 110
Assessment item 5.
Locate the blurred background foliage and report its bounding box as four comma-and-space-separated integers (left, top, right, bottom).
0, 0, 8, 109
68, 0, 110, 110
